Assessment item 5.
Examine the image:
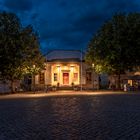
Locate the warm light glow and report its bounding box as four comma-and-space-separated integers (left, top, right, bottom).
33, 65, 36, 68
70, 65, 75, 72
56, 65, 61, 71
56, 65, 60, 67
64, 66, 68, 70
52, 64, 79, 85
128, 80, 132, 86
92, 63, 95, 68
57, 66, 60, 71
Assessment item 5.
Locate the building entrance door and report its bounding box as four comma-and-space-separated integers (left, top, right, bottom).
63, 73, 69, 85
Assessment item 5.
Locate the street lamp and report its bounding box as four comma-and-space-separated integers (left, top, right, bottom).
33, 65, 36, 93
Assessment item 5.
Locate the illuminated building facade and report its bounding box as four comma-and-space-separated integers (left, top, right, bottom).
33, 50, 100, 89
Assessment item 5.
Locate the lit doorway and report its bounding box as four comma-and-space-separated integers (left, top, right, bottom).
63, 73, 69, 85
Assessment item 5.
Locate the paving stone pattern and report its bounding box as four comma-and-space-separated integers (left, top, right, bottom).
0, 94, 140, 140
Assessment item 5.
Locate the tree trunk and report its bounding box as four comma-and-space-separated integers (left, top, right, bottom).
10, 80, 15, 93
117, 74, 121, 90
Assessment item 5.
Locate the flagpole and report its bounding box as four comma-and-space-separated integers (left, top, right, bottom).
80, 49, 82, 91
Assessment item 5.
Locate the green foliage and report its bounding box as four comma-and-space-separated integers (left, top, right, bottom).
86, 13, 140, 75
0, 12, 45, 85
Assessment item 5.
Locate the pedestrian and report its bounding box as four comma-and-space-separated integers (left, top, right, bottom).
124, 84, 127, 92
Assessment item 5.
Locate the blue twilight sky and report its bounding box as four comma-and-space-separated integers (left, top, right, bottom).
0, 0, 140, 54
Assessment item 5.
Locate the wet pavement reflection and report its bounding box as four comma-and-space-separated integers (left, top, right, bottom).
0, 94, 140, 139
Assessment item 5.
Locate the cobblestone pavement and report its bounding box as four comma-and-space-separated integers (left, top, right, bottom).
0, 93, 140, 140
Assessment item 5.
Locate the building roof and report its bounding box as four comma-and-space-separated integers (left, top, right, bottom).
46, 50, 84, 62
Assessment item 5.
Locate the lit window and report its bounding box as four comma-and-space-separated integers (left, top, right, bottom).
86, 72, 92, 84
39, 73, 45, 84
74, 73, 78, 81
54, 73, 57, 81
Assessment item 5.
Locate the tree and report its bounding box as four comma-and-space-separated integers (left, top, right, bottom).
85, 13, 140, 89
0, 12, 45, 92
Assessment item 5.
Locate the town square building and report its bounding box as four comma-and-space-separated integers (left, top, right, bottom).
33, 50, 102, 90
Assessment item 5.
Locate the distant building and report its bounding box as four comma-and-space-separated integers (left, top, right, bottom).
31, 50, 103, 90
109, 72, 140, 90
